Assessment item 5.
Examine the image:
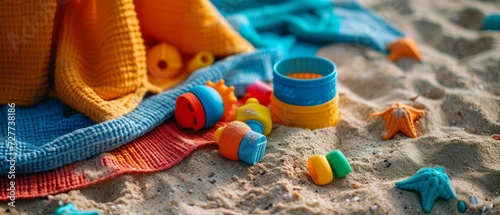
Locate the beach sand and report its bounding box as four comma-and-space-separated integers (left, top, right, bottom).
2, 0, 499, 214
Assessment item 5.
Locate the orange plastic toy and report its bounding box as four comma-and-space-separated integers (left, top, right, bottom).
371, 103, 425, 140
206, 80, 238, 120
214, 121, 267, 165
214, 121, 251, 161
387, 38, 423, 62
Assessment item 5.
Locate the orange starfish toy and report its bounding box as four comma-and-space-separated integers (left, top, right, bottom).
387, 38, 423, 62
371, 103, 425, 140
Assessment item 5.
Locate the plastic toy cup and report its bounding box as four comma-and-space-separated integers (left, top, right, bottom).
273, 57, 337, 106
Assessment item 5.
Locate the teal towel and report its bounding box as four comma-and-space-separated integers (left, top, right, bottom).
213, 0, 405, 53
0, 49, 282, 175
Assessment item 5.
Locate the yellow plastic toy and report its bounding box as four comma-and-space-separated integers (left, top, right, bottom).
307, 155, 333, 186
188, 51, 215, 73
147, 44, 216, 92
271, 94, 340, 130
235, 98, 272, 136
308, 149, 352, 186
147, 43, 183, 79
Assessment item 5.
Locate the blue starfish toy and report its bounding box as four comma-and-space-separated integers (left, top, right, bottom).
51, 203, 100, 215
396, 167, 456, 213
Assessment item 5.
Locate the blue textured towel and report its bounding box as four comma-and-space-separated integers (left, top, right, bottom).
213, 0, 404, 54
0, 49, 282, 175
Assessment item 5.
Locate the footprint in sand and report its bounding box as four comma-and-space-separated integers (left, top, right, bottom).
434, 65, 468, 89
452, 8, 484, 30
414, 20, 495, 59
441, 94, 500, 134
413, 79, 446, 100
79, 176, 134, 203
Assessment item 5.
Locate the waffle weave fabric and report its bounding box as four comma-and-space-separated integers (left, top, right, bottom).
135, 0, 254, 56
0, 119, 221, 200
0, 48, 282, 175
0, 0, 57, 105
0, 0, 254, 123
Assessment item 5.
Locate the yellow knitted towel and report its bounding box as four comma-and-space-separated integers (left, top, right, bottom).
55, 0, 149, 122
0, 0, 57, 105
1, 0, 254, 122
134, 0, 254, 56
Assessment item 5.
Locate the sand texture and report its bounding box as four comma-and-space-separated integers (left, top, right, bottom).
2, 0, 499, 214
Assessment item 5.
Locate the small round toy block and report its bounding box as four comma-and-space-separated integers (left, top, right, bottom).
175, 86, 223, 131
215, 121, 251, 161
206, 80, 238, 120
188, 51, 215, 73
235, 98, 272, 136
147, 43, 183, 78
307, 155, 334, 186
175, 92, 207, 131
325, 149, 351, 178
246, 80, 273, 106
238, 130, 267, 165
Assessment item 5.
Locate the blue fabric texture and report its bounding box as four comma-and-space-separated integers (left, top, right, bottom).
0, 49, 283, 175
212, 0, 404, 54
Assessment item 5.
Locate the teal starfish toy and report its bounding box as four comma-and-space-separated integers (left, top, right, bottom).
52, 203, 100, 215
396, 167, 456, 213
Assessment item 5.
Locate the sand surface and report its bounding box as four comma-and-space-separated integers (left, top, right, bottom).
2, 0, 499, 214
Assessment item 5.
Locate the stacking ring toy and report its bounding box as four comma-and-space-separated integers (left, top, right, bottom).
214, 121, 267, 165
175, 86, 223, 131
235, 98, 272, 136
273, 57, 337, 106
307, 149, 351, 186
271, 94, 340, 130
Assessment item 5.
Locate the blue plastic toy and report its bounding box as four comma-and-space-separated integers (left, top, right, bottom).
52, 203, 100, 215
396, 167, 456, 213
175, 86, 224, 131
273, 57, 337, 106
